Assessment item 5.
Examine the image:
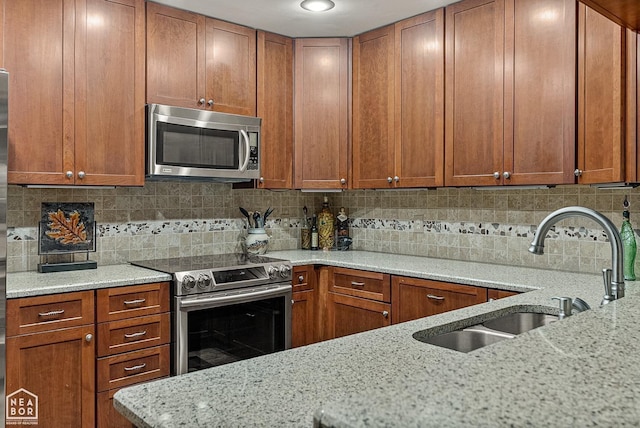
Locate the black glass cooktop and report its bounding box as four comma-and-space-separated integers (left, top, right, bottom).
130, 253, 287, 274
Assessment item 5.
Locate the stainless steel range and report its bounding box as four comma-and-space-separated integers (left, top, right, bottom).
131, 254, 292, 375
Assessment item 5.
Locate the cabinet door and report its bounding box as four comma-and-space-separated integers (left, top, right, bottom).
4, 0, 75, 185
6, 325, 95, 427
294, 38, 350, 190
75, 0, 145, 186
391, 276, 487, 324
327, 293, 391, 339
352, 25, 395, 189
445, 0, 505, 187
292, 290, 316, 347
257, 31, 293, 189
395, 10, 445, 188
97, 390, 135, 428
577, 4, 626, 184
205, 19, 256, 116
503, 0, 576, 185
146, 2, 206, 108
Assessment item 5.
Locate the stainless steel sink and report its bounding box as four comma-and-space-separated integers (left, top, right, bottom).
413, 310, 559, 353
482, 312, 558, 335
414, 327, 514, 353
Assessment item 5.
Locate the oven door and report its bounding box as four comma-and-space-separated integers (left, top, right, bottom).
174, 283, 292, 375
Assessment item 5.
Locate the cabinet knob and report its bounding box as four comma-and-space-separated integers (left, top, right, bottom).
199, 98, 206, 105
291, 299, 295, 305
66, 171, 73, 179
387, 177, 393, 183
340, 178, 346, 185
259, 177, 265, 183
493, 171, 500, 179
77, 171, 86, 179
574, 169, 583, 177
85, 333, 93, 342
394, 176, 399, 182
503, 171, 511, 179
208, 99, 214, 106
298, 275, 305, 283
382, 310, 389, 318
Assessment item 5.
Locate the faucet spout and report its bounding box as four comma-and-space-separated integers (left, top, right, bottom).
529, 206, 625, 301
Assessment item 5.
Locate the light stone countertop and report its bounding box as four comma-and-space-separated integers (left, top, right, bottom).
6, 264, 172, 298
113, 250, 640, 427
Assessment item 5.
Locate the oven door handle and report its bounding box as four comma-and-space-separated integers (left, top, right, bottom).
177, 283, 292, 311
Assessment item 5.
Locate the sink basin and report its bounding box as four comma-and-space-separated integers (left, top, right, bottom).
413, 310, 559, 353
414, 327, 514, 353
482, 312, 558, 335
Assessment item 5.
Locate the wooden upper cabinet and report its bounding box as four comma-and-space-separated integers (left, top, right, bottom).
146, 2, 205, 109
4, 0, 145, 186
577, 4, 626, 184
206, 19, 256, 116
75, 0, 145, 186
394, 10, 445, 188
146, 3, 256, 115
257, 31, 293, 189
352, 25, 396, 189
294, 38, 350, 190
504, 0, 576, 185
4, 0, 74, 185
446, 0, 576, 187
445, 0, 505, 187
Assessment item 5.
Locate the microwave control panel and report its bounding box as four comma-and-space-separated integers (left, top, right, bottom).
248, 132, 259, 171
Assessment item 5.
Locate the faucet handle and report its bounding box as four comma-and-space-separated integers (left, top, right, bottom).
601, 268, 613, 305
552, 296, 572, 319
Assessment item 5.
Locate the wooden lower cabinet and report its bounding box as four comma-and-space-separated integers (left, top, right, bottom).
391, 276, 487, 324
487, 288, 520, 301
327, 293, 391, 339
97, 390, 135, 428
6, 323, 96, 427
292, 265, 317, 347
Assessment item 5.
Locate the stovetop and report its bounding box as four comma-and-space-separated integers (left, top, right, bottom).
130, 253, 287, 274
130, 253, 292, 296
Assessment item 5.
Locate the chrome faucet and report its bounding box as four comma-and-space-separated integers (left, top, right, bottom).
529, 206, 625, 304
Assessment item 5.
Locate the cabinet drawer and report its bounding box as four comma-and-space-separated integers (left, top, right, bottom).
96, 282, 170, 322
330, 267, 391, 302
7, 291, 94, 336
392, 277, 487, 324
328, 293, 391, 339
292, 265, 314, 292
97, 345, 170, 392
97, 313, 170, 357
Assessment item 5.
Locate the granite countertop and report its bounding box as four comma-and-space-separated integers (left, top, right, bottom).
113, 250, 640, 427
6, 264, 172, 299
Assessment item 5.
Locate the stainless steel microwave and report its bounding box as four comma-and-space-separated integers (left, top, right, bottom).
146, 104, 261, 181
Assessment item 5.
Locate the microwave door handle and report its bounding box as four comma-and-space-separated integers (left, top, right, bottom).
239, 129, 250, 172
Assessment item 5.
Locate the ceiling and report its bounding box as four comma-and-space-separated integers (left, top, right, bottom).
151, 0, 458, 37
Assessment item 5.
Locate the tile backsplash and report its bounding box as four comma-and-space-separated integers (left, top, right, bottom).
7, 183, 640, 277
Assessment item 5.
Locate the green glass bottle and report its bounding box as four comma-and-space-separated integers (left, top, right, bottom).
621, 208, 637, 281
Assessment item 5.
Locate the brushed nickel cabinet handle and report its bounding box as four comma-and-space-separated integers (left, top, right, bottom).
124, 363, 146, 372
77, 171, 86, 179
65, 171, 73, 179
574, 169, 583, 177
85, 334, 93, 342
427, 294, 445, 300
382, 310, 389, 318
340, 178, 346, 185
38, 309, 65, 317
123, 298, 146, 306
351, 281, 365, 287
387, 177, 393, 183
493, 171, 500, 179
298, 275, 305, 283
124, 330, 147, 339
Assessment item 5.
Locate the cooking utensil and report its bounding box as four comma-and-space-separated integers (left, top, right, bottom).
239, 207, 251, 224
263, 207, 274, 225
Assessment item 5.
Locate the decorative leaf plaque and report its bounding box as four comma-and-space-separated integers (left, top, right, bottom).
39, 203, 96, 255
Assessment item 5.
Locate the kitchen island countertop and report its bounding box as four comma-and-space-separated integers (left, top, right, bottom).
114, 250, 640, 427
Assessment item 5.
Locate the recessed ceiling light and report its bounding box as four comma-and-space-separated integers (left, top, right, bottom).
300, 0, 335, 12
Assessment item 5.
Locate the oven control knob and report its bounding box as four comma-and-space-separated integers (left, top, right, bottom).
182, 274, 196, 291
197, 273, 212, 290
267, 266, 279, 279
279, 265, 291, 278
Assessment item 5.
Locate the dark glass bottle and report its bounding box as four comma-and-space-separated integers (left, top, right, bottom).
310, 215, 319, 251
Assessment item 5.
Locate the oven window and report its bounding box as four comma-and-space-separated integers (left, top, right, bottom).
156, 122, 239, 169
187, 296, 286, 372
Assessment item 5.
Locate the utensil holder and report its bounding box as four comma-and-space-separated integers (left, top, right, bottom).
245, 228, 270, 255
